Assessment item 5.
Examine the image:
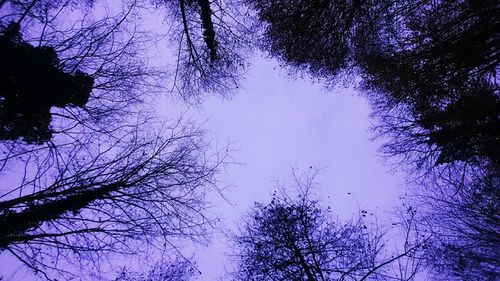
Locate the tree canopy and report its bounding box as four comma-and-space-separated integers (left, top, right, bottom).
232, 174, 423, 281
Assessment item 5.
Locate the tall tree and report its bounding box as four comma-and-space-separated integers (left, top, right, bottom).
0, 0, 230, 279
360, 0, 500, 170
407, 164, 500, 280
151, 0, 256, 102
0, 119, 226, 280
232, 172, 423, 281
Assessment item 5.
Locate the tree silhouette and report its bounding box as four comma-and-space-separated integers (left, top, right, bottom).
232, 172, 423, 281
359, 14, 499, 274
2, 0, 498, 279
0, 1, 230, 279
407, 164, 500, 280
156, 0, 255, 102
360, 0, 500, 169
0, 22, 93, 143
0, 120, 226, 280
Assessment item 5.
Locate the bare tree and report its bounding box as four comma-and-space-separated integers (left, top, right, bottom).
3, 0, 257, 104
231, 171, 424, 281
405, 164, 500, 280
0, 1, 231, 279
0, 119, 227, 280
154, 0, 256, 103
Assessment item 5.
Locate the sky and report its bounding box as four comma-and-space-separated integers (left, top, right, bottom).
0, 54, 409, 281
176, 57, 408, 280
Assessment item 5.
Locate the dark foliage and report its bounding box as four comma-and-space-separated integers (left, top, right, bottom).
247, 0, 380, 80
360, 0, 500, 167
416, 83, 498, 165
0, 23, 93, 144
409, 164, 500, 280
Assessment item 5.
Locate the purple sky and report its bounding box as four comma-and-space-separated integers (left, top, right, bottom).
0, 55, 408, 281
178, 57, 408, 280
